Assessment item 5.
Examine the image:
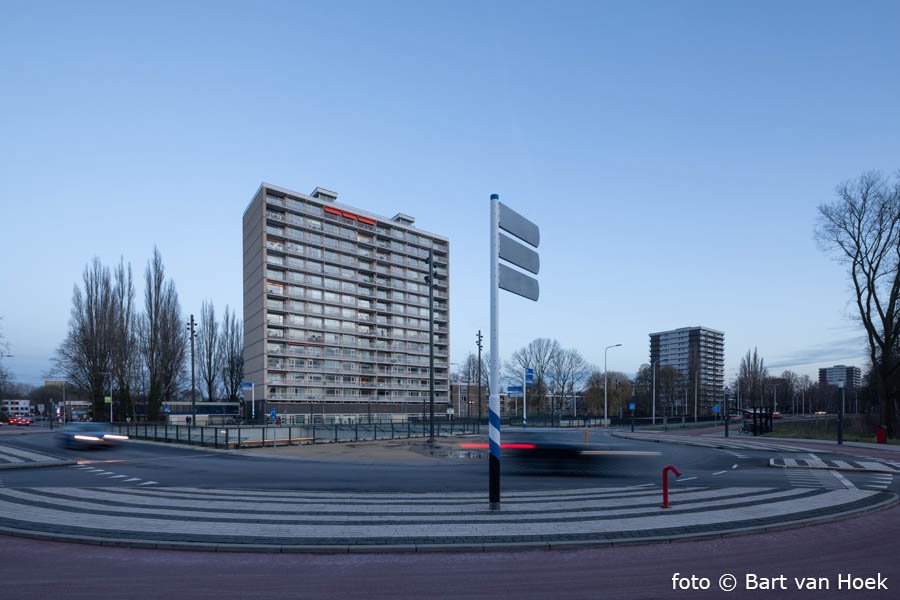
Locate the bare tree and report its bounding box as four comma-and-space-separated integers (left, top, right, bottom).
505, 338, 560, 414
197, 300, 222, 401
658, 365, 680, 417
817, 171, 900, 435
141, 248, 186, 420
548, 347, 588, 415
219, 305, 244, 402
54, 258, 115, 417
111, 258, 139, 420
737, 348, 768, 408
0, 317, 11, 396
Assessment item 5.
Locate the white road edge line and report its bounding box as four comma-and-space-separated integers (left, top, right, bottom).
712, 471, 727, 476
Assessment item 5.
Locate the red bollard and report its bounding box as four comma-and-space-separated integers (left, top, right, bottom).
661, 464, 682, 508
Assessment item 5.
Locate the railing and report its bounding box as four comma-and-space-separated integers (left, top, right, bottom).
113, 420, 482, 449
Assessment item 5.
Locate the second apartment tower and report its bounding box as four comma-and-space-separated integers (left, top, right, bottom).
243, 183, 450, 422
649, 326, 725, 416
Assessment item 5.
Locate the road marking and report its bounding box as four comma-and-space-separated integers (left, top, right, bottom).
832, 460, 854, 469
713, 471, 727, 476
581, 450, 661, 456
138, 481, 158, 486
110, 475, 127, 479
732, 464, 738, 469
94, 471, 113, 475
677, 476, 698, 482
830, 469, 857, 490
123, 478, 141, 483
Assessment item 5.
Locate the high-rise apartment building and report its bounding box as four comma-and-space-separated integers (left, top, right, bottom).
243, 183, 450, 422
649, 326, 725, 415
818, 365, 861, 390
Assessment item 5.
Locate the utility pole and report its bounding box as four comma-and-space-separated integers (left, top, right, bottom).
426, 249, 435, 442
476, 330, 483, 427
187, 314, 197, 426
694, 370, 698, 422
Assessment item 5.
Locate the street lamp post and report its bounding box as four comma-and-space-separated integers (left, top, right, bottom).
451, 362, 460, 420
187, 314, 197, 426
425, 249, 435, 442
724, 386, 730, 438
476, 330, 483, 426
604, 344, 622, 427
652, 360, 657, 426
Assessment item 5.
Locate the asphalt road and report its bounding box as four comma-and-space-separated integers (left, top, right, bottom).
4, 427, 894, 494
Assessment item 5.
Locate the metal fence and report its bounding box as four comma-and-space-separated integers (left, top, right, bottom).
113, 420, 483, 449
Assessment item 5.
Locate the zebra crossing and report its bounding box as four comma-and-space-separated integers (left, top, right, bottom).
69, 463, 158, 486
770, 456, 900, 473
615, 432, 819, 453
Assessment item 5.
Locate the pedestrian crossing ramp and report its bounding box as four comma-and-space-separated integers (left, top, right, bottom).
0, 443, 73, 469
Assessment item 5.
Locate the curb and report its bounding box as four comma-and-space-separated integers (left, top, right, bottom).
0, 493, 894, 554
0, 460, 76, 471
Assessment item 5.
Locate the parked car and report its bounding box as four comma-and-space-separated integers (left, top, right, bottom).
9, 416, 30, 426
57, 422, 128, 449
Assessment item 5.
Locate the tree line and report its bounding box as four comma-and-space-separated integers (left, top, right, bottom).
53, 248, 243, 421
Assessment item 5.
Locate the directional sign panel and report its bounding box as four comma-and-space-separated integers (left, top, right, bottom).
499, 264, 539, 301
499, 202, 540, 248
507, 385, 523, 393
499, 234, 540, 275
525, 368, 534, 384
240, 381, 254, 389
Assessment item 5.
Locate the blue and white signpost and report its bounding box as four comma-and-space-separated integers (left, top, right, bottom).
523, 368, 534, 425
240, 381, 255, 421
490, 193, 540, 508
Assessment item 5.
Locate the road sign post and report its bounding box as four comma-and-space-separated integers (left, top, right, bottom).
490, 193, 540, 508
241, 382, 255, 422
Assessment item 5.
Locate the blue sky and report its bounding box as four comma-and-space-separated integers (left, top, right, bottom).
2, 1, 898, 386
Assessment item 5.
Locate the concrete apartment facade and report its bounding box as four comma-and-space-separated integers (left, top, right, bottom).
649, 326, 725, 415
818, 365, 862, 390
243, 183, 450, 423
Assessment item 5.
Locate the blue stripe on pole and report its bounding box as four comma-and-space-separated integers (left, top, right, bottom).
489, 437, 500, 459
489, 409, 501, 459
489, 410, 501, 430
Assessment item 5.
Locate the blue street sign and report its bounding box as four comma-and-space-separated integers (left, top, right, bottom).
712, 405, 721, 413
163, 406, 171, 414
270, 408, 277, 420
240, 381, 253, 389
628, 402, 635, 411
507, 385, 523, 393
525, 368, 534, 385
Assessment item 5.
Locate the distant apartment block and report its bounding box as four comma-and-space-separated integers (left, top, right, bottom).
818, 365, 861, 390
649, 326, 725, 415
243, 183, 450, 422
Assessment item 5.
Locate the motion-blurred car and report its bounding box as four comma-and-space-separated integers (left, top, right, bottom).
56, 422, 129, 449
9, 416, 30, 426
460, 432, 597, 474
